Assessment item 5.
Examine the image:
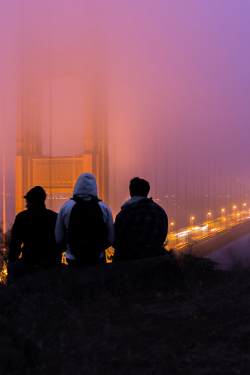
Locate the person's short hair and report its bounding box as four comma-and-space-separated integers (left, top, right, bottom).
24, 186, 47, 203
129, 177, 150, 197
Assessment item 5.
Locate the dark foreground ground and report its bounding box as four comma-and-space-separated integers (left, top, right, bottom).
1, 253, 250, 375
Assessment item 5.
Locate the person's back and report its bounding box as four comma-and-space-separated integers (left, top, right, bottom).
8, 186, 61, 281
114, 177, 168, 261
9, 205, 59, 265
55, 173, 114, 265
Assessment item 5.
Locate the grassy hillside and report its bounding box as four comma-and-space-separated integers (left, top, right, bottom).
1, 252, 250, 374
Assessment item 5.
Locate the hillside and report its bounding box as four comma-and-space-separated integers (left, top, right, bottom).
1, 253, 250, 374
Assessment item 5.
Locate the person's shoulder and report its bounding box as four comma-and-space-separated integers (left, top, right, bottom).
115, 206, 132, 221
147, 199, 167, 213
15, 210, 28, 220
98, 201, 112, 213
45, 208, 58, 218
152, 201, 165, 209
59, 199, 76, 211
152, 202, 168, 217
57, 200, 76, 218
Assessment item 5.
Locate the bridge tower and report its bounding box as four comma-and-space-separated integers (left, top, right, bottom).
15, 75, 109, 214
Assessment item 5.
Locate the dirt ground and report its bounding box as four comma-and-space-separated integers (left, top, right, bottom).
1, 253, 250, 375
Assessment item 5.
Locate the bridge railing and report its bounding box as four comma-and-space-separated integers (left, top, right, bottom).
166, 210, 250, 250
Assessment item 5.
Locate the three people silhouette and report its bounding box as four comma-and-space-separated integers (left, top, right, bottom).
8, 174, 168, 280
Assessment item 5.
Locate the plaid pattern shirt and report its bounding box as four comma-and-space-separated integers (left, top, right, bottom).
114, 197, 168, 261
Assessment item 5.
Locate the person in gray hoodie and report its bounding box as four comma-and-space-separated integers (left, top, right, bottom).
55, 173, 114, 264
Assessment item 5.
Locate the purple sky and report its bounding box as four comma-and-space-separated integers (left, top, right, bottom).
1, 0, 250, 228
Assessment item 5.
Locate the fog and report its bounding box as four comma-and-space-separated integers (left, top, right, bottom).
1, 0, 250, 229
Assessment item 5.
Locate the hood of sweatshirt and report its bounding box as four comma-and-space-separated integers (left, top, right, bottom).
121, 196, 151, 209
73, 173, 98, 197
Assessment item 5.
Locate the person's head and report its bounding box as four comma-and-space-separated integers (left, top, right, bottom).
129, 177, 150, 198
73, 173, 98, 197
24, 186, 47, 208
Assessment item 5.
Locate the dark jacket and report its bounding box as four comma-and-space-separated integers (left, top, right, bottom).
114, 196, 168, 261
9, 203, 61, 266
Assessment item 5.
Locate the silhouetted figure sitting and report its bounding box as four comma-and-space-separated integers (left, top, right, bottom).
55, 173, 114, 265
8, 186, 62, 282
113, 177, 168, 261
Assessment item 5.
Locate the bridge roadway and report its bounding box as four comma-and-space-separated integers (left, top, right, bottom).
168, 216, 250, 258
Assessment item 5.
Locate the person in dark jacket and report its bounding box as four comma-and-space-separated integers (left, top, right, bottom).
8, 186, 62, 281
113, 177, 168, 261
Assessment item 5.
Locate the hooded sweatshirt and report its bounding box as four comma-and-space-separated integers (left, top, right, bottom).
120, 196, 148, 209
55, 173, 114, 260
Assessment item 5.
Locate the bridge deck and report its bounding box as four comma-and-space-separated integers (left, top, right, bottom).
174, 220, 250, 258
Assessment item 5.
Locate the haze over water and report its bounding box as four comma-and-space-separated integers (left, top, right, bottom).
1, 0, 250, 230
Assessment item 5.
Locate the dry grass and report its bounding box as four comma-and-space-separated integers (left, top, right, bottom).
1, 251, 250, 374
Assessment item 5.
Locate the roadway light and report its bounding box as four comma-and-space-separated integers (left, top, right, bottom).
241, 203, 247, 220
220, 209, 225, 229
233, 205, 237, 223
207, 212, 211, 230
190, 217, 194, 226
170, 223, 174, 232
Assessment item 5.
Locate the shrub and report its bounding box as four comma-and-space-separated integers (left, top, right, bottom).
0, 226, 11, 284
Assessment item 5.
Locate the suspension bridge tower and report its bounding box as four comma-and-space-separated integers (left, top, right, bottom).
15, 71, 109, 214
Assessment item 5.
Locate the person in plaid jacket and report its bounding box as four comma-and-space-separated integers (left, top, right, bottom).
113, 178, 168, 261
